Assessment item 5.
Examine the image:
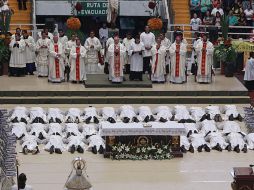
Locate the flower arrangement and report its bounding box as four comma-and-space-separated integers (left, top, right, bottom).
147, 17, 163, 30
111, 143, 172, 160
66, 17, 81, 31
75, 2, 82, 12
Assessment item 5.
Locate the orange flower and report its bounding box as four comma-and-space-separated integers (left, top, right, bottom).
66, 17, 81, 31
147, 18, 163, 30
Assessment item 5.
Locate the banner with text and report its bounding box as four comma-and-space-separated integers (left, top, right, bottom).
78, 1, 108, 16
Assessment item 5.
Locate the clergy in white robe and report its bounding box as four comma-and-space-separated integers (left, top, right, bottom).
123, 33, 134, 73
160, 33, 171, 74
9, 106, 29, 123
195, 35, 214, 83
65, 34, 77, 57
9, 34, 26, 76
245, 133, 254, 150
137, 106, 155, 122
22, 30, 36, 75
205, 131, 228, 151
35, 31, 51, 77
223, 105, 242, 121
58, 29, 69, 66
45, 134, 65, 154
21, 134, 40, 154
48, 36, 65, 83
100, 107, 117, 123
128, 36, 144, 81
70, 39, 87, 82
82, 106, 99, 124
140, 26, 155, 74
37, 27, 53, 41
224, 132, 247, 153
189, 133, 210, 152
47, 108, 64, 123
84, 31, 102, 74
169, 36, 187, 83
108, 36, 126, 83
99, 23, 109, 48
11, 122, 27, 139
151, 37, 167, 83
64, 133, 85, 153
153, 106, 173, 122
118, 105, 138, 123
65, 108, 82, 123
244, 53, 254, 90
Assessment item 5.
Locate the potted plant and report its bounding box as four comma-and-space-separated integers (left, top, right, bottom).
214, 15, 237, 77
0, 37, 11, 76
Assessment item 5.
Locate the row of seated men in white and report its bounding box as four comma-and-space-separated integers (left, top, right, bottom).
9, 105, 252, 155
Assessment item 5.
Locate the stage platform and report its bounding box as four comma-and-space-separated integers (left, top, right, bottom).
0, 74, 250, 104
85, 74, 152, 88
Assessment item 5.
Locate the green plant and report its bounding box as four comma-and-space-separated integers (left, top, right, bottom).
0, 11, 12, 35
220, 15, 229, 40
0, 39, 10, 64
214, 43, 237, 63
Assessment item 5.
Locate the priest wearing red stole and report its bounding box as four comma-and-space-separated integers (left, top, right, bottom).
108, 36, 126, 83
151, 37, 167, 83
48, 35, 65, 83
195, 35, 214, 83
70, 38, 87, 83
169, 36, 187, 84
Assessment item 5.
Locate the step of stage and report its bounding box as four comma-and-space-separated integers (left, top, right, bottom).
0, 96, 249, 104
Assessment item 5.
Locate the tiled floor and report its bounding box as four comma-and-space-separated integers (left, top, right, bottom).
0, 74, 247, 92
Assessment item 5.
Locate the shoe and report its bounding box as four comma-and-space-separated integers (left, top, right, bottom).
109, 117, 116, 123
32, 146, 40, 155
204, 144, 210, 152
17, 134, 25, 140
214, 114, 219, 122
12, 117, 19, 123
170, 115, 175, 121
49, 117, 54, 123
206, 114, 211, 120
200, 115, 207, 122
159, 117, 168, 123
66, 116, 72, 123
75, 117, 79, 123
234, 145, 240, 153
180, 145, 187, 153
187, 131, 192, 138
49, 146, 54, 154
149, 115, 156, 122
98, 145, 104, 154
144, 116, 150, 123
218, 115, 223, 122
123, 117, 130, 123
55, 148, 62, 154
229, 114, 234, 121
39, 117, 45, 124
70, 145, 75, 154
38, 132, 45, 140
227, 143, 232, 152
237, 114, 243, 122
55, 118, 62, 124
67, 132, 71, 138
242, 144, 247, 153
132, 117, 139, 123
189, 144, 194, 153
92, 145, 97, 154
23, 146, 28, 155
186, 119, 196, 123
178, 119, 185, 123
197, 146, 203, 152
77, 145, 84, 153
20, 118, 27, 124
93, 116, 99, 124
85, 116, 92, 124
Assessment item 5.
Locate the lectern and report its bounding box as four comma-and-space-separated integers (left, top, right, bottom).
231, 167, 254, 190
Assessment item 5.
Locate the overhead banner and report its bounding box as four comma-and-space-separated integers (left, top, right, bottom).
77, 1, 108, 16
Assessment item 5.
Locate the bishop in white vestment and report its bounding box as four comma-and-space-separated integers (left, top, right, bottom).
84, 31, 102, 74
108, 36, 126, 83
151, 37, 167, 83
169, 36, 187, 83
128, 36, 144, 81
9, 34, 26, 76
22, 30, 36, 75
48, 36, 65, 83
35, 31, 51, 77
195, 35, 214, 83
70, 39, 87, 82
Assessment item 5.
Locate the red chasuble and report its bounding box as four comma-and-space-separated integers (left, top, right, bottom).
175, 44, 180, 77
201, 42, 207, 76
54, 44, 60, 79
114, 45, 121, 77
76, 47, 80, 81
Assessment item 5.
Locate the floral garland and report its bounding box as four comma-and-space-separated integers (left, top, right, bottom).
147, 17, 163, 30
111, 143, 173, 160
66, 17, 81, 31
